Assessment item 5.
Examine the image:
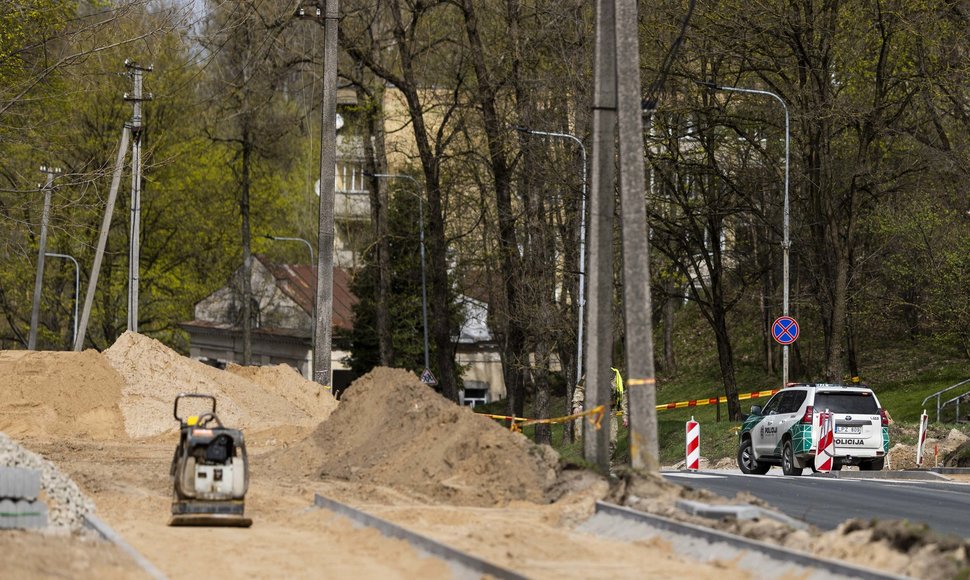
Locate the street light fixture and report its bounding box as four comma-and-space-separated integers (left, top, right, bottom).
698, 80, 791, 389
262, 234, 316, 377
261, 234, 314, 266
512, 126, 588, 393
365, 172, 430, 372
44, 252, 79, 350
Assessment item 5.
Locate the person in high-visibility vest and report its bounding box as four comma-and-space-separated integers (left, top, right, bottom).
609, 367, 629, 447
571, 367, 629, 446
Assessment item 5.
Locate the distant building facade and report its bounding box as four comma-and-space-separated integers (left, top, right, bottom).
180, 255, 359, 391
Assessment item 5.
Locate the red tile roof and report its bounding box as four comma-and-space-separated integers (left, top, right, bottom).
258, 256, 357, 330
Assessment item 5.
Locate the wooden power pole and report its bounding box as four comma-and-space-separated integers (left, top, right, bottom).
585, 0, 659, 472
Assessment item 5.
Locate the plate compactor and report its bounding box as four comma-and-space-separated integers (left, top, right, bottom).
168, 393, 252, 527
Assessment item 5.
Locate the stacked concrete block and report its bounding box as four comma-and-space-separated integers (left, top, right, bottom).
0, 466, 41, 500
0, 466, 48, 530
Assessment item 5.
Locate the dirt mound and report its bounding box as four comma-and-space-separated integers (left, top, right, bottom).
889, 427, 968, 469
103, 332, 315, 439
226, 363, 337, 420
274, 367, 560, 506
0, 350, 125, 440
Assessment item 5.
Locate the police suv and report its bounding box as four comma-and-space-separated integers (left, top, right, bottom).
737, 383, 890, 476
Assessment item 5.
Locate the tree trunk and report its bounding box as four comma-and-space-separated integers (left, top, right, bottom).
663, 279, 677, 375
713, 307, 740, 420
359, 79, 394, 367
241, 134, 253, 365
385, 0, 459, 402
823, 246, 850, 381
460, 0, 527, 414
533, 341, 552, 445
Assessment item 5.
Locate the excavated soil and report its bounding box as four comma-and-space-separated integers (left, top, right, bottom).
104, 332, 323, 438
5, 338, 735, 578
270, 367, 560, 506
0, 349, 125, 439
226, 362, 338, 419
1, 336, 968, 577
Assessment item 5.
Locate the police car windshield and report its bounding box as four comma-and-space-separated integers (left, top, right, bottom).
815, 391, 878, 414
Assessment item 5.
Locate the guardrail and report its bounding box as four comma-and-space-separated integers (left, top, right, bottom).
941, 389, 970, 424
921, 378, 970, 422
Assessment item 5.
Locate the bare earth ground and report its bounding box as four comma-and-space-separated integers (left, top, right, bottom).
1, 335, 968, 578
19, 433, 752, 579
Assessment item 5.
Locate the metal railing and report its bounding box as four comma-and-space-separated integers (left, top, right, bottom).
921, 378, 970, 422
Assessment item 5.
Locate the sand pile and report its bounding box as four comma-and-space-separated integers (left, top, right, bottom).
275, 367, 560, 506
227, 363, 337, 420
0, 350, 125, 440
888, 428, 968, 470
104, 332, 316, 439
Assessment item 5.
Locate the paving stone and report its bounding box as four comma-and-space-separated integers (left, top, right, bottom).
0, 466, 41, 500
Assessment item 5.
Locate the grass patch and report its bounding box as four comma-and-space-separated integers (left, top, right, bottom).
474, 300, 969, 465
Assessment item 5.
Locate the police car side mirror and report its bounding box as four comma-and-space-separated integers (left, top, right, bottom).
750, 405, 762, 416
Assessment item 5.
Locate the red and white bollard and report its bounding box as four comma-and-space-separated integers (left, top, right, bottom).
814, 409, 835, 472
685, 417, 700, 471
916, 409, 929, 467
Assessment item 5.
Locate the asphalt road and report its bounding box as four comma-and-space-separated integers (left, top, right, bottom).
662, 469, 970, 538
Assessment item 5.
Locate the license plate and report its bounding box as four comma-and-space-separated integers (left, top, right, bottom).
835, 425, 862, 434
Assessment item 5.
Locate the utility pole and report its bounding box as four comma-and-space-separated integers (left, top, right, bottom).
586, 0, 659, 472
28, 166, 61, 350
298, 2, 339, 388
614, 0, 658, 472
76, 60, 150, 350
125, 60, 152, 333
585, 0, 618, 472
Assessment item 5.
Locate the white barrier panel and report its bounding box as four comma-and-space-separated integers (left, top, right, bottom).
685, 417, 700, 471
916, 409, 929, 467
814, 409, 834, 472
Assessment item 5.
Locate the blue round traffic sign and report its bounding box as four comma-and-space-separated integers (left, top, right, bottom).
772, 316, 800, 345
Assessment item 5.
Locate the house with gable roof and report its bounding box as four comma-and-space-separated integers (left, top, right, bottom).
180, 255, 359, 391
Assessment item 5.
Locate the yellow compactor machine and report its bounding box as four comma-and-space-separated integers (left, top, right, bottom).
168, 393, 252, 527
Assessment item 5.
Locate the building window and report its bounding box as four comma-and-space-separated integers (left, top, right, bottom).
461, 380, 489, 408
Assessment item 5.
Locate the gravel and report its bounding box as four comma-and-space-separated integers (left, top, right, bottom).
0, 432, 95, 533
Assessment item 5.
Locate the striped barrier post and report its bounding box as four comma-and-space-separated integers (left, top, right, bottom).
814, 409, 834, 473
916, 409, 929, 467
685, 417, 700, 471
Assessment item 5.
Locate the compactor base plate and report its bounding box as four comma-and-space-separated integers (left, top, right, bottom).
168, 513, 252, 527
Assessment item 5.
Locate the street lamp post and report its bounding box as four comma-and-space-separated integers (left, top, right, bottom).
701, 81, 791, 389
262, 234, 315, 377
44, 253, 80, 350
367, 173, 430, 372
262, 234, 314, 266
512, 126, 588, 393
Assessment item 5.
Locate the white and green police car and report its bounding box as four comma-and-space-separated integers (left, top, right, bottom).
737, 383, 890, 476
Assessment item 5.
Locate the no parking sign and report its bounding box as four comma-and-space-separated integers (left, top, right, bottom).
771, 316, 799, 345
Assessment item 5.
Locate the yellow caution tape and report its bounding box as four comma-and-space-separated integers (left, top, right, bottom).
656, 389, 779, 411
512, 405, 606, 433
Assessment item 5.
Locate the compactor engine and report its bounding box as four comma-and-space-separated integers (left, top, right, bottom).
168, 393, 252, 527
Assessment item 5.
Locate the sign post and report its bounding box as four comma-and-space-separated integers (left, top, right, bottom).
771, 316, 799, 387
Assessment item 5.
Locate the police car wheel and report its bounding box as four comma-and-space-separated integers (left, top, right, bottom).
737, 439, 770, 475
782, 440, 803, 476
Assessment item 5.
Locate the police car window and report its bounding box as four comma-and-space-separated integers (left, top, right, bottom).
776, 391, 800, 414
761, 394, 783, 415
814, 392, 878, 414
786, 390, 807, 412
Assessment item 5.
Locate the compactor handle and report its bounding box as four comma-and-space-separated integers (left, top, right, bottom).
174, 393, 217, 422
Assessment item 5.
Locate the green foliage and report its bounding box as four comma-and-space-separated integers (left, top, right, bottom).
342, 186, 463, 379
